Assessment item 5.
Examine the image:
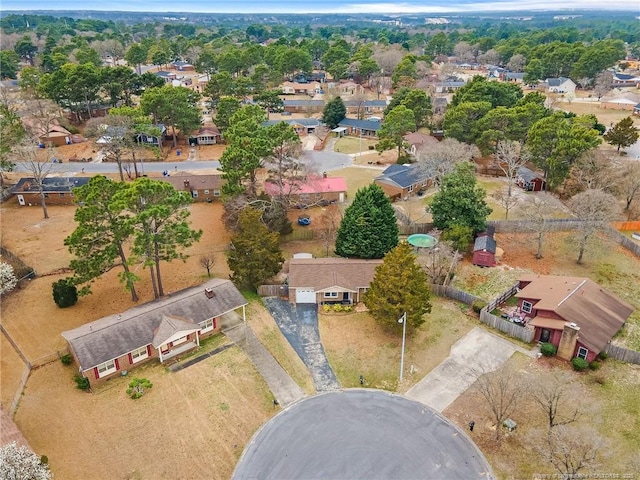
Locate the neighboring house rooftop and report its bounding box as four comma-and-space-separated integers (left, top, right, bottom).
156, 173, 223, 191
263, 118, 322, 128
288, 258, 383, 292
343, 100, 388, 108
375, 164, 430, 189
282, 99, 325, 107
12, 177, 91, 194
62, 278, 247, 371
515, 275, 634, 353
338, 118, 382, 131
193, 125, 221, 136
264, 176, 347, 196
545, 77, 572, 87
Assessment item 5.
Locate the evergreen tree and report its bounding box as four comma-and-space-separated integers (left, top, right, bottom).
227, 208, 284, 290
604, 117, 639, 153
322, 96, 346, 129
335, 184, 398, 259
376, 105, 416, 161
363, 241, 432, 330
430, 162, 492, 234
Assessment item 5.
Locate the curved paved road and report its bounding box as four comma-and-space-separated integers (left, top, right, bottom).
233, 390, 495, 480
263, 298, 340, 392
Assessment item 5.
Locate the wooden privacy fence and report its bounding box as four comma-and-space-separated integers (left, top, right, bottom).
479, 309, 535, 343
604, 343, 640, 365
257, 284, 288, 297
399, 223, 434, 235
485, 283, 519, 312
428, 284, 481, 305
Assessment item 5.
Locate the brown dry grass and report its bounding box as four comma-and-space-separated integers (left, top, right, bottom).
559, 101, 640, 129
444, 353, 640, 479
319, 298, 476, 392
0, 335, 27, 409
15, 348, 274, 480
246, 300, 315, 394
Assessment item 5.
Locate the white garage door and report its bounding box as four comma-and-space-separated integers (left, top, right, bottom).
296, 289, 316, 303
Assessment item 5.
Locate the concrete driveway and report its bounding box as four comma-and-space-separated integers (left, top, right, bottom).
406, 327, 533, 412
233, 390, 495, 480
263, 298, 340, 392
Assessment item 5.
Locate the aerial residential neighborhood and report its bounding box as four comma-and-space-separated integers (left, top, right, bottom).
1, 5, 640, 480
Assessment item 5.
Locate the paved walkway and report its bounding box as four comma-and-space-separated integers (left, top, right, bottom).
263, 298, 340, 392
406, 326, 537, 412
224, 323, 305, 407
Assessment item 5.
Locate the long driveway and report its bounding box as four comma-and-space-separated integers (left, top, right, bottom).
263, 298, 340, 392
406, 326, 536, 412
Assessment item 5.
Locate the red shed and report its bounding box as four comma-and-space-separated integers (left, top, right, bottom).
516, 167, 546, 192
472, 232, 497, 267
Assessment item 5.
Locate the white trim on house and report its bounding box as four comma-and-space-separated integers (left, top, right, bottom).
130, 346, 149, 363
522, 301, 533, 313
199, 318, 214, 334
97, 359, 116, 378
577, 346, 588, 360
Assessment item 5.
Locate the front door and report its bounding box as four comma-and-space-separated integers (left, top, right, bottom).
342, 292, 349, 303
540, 328, 551, 343
17, 195, 25, 206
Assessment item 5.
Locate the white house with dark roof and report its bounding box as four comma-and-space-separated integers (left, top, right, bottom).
543, 77, 576, 94
62, 279, 247, 384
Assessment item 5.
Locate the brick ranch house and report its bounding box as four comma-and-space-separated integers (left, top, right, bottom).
11, 177, 91, 206
515, 275, 634, 362
156, 173, 224, 202
264, 175, 347, 208
374, 164, 433, 201
288, 257, 382, 304
62, 279, 247, 384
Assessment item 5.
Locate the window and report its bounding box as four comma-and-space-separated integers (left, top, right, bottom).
130, 346, 148, 364
97, 359, 116, 377
577, 347, 588, 360
192, 190, 198, 198
213, 190, 221, 197
44, 193, 49, 198
59, 193, 65, 197
173, 335, 187, 346
324, 292, 339, 298
204, 190, 210, 195
521, 301, 533, 313
408, 185, 414, 193
200, 318, 215, 333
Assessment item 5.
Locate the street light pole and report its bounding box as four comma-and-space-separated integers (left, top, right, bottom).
398, 312, 407, 383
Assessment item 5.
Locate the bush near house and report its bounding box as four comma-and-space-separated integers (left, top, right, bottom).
572, 357, 589, 371
540, 343, 557, 357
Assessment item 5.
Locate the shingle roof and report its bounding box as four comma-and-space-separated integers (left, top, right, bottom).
546, 77, 571, 87
375, 163, 431, 189
473, 234, 496, 253
12, 177, 91, 194
288, 258, 382, 291
62, 279, 247, 371
338, 118, 382, 131
155, 174, 223, 191
517, 166, 543, 183
343, 100, 388, 107
283, 100, 325, 107
516, 275, 634, 352
263, 118, 322, 128
152, 314, 200, 347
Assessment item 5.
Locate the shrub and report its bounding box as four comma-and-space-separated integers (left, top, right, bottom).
471, 300, 487, 314
589, 361, 601, 371
323, 304, 331, 313
540, 343, 557, 357
333, 304, 343, 312
572, 357, 589, 371
343, 305, 352, 312
52, 279, 78, 308
597, 351, 608, 361
59, 353, 73, 365
74, 374, 90, 390
40, 455, 49, 465
126, 377, 153, 399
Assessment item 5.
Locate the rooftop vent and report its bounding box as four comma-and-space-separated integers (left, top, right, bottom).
204, 287, 215, 299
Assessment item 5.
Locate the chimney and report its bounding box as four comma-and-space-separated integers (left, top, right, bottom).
204, 287, 215, 299
557, 323, 580, 361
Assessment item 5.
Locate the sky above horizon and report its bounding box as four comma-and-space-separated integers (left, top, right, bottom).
1, 0, 635, 13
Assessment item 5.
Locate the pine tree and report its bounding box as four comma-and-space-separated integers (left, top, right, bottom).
430, 162, 492, 235
604, 116, 639, 153
322, 97, 346, 129
335, 184, 398, 259
227, 208, 284, 290
363, 242, 432, 330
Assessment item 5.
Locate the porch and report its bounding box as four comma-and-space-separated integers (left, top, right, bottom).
159, 341, 198, 362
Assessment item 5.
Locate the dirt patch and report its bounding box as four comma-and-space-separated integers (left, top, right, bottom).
15, 348, 274, 480
0, 334, 28, 410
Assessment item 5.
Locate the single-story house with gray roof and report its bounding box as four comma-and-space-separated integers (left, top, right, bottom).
374, 163, 433, 200
62, 278, 247, 384
288, 257, 382, 304
282, 99, 325, 114
337, 117, 381, 138
263, 118, 322, 134
11, 177, 91, 206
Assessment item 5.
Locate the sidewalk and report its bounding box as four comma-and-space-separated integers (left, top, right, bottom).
224, 323, 306, 407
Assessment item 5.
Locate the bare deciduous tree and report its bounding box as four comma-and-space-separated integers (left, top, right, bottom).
416, 138, 480, 187
517, 192, 557, 259
593, 71, 613, 100
568, 189, 620, 264
492, 187, 520, 220
453, 41, 475, 63
563, 150, 621, 198
313, 206, 342, 257
199, 255, 215, 277
531, 371, 580, 430
85, 115, 138, 182
531, 426, 605, 477
473, 365, 524, 441
506, 53, 525, 73
619, 161, 640, 214
495, 140, 526, 198
416, 235, 462, 285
